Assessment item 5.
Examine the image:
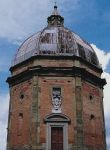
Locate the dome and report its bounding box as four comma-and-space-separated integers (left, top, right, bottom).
12, 5, 99, 67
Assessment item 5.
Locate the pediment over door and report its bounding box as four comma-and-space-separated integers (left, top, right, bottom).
44, 113, 71, 123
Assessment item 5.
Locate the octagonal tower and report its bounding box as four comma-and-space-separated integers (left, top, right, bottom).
7, 5, 106, 150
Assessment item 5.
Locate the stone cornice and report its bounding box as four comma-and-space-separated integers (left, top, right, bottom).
7, 66, 106, 88
10, 55, 103, 73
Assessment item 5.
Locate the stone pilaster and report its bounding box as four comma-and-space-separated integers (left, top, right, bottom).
30, 75, 41, 149
7, 87, 12, 150
74, 77, 84, 150
100, 88, 107, 150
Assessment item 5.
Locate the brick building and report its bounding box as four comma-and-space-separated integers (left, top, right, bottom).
7, 5, 106, 150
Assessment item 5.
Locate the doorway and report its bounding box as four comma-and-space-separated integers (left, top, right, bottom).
51, 127, 63, 150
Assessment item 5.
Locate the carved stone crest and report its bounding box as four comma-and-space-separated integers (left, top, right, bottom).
52, 88, 62, 113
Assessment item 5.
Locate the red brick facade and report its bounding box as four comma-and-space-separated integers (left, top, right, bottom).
7, 57, 106, 150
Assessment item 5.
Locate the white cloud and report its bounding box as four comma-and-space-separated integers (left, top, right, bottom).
91, 44, 110, 116
102, 72, 110, 116
91, 44, 110, 70
0, 94, 9, 150
106, 116, 110, 148
0, 122, 7, 150
92, 44, 110, 148
0, 0, 75, 42
106, 136, 110, 150
0, 0, 97, 42
0, 0, 52, 41
107, 137, 110, 146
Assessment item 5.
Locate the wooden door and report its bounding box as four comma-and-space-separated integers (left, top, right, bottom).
51, 127, 63, 150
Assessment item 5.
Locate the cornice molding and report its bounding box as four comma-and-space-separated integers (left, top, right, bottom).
10, 55, 103, 73
7, 66, 106, 88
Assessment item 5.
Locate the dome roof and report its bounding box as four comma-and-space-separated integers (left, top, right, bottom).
12, 5, 99, 67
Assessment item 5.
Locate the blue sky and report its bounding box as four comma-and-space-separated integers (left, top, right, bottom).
0, 0, 110, 149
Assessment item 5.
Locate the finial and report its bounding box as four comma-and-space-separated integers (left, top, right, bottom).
51, 1, 59, 16
47, 2, 64, 27
54, 1, 57, 9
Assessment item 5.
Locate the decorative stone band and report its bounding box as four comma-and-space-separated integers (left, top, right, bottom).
7, 66, 106, 88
